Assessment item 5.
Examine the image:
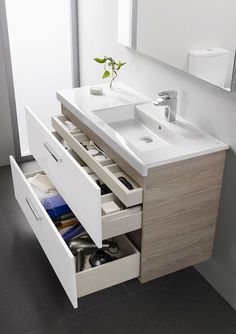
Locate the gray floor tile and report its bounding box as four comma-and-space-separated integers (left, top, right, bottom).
122, 266, 197, 294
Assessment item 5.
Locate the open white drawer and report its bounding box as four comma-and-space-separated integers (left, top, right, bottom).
52, 114, 143, 207
10, 156, 77, 307
10, 156, 140, 308
25, 108, 142, 248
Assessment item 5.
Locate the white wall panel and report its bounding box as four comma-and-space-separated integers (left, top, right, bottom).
5, 0, 73, 155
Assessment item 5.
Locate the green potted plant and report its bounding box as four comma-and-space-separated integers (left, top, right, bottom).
94, 56, 126, 89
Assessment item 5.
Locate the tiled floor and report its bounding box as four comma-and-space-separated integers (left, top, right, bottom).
0, 163, 236, 334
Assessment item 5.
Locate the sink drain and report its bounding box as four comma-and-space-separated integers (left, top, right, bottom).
140, 136, 153, 143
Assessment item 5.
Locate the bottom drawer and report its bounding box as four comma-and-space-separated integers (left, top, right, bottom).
76, 235, 140, 298
10, 156, 140, 308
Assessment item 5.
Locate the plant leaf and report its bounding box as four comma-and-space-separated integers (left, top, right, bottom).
94, 57, 106, 63
117, 61, 126, 70
103, 70, 110, 79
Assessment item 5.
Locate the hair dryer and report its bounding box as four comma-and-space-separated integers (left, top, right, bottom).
69, 236, 112, 271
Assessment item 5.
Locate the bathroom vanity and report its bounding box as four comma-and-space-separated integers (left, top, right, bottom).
10, 83, 228, 308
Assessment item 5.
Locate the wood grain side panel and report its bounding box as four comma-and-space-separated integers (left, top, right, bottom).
140, 151, 226, 283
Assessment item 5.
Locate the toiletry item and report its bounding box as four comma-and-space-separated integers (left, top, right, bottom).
64, 120, 78, 131
58, 212, 75, 221
28, 174, 55, 193
118, 176, 134, 190
96, 180, 112, 195
87, 140, 110, 162
88, 149, 99, 156
89, 249, 116, 267
95, 155, 107, 162
56, 218, 78, 230
54, 212, 75, 226
102, 201, 121, 215
40, 194, 72, 220
100, 184, 112, 195
89, 140, 106, 156
90, 86, 103, 96
62, 223, 85, 242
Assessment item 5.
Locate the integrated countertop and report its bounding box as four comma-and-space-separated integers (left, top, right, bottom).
57, 82, 229, 176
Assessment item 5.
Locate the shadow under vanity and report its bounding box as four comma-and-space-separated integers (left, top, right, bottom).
10, 84, 227, 308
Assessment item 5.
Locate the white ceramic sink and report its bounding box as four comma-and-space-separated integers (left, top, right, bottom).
94, 105, 169, 152
94, 103, 205, 152
57, 83, 228, 175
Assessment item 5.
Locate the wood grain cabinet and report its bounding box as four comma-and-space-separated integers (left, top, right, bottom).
10, 105, 226, 308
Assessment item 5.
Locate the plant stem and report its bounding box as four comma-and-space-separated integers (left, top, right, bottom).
110, 70, 117, 88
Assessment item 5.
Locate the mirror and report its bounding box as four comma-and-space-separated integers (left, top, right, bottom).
118, 0, 236, 92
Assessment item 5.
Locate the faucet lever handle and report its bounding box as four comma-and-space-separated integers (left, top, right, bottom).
158, 90, 178, 99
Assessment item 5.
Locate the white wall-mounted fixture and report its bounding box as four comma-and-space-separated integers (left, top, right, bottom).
188, 48, 230, 88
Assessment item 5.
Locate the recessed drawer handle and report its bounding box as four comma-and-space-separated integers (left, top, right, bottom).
26, 198, 42, 221
44, 143, 62, 163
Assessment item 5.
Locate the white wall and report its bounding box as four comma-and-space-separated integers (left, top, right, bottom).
5, 0, 73, 156
78, 0, 236, 309
0, 22, 14, 166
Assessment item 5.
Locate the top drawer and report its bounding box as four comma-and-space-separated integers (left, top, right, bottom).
26, 108, 103, 246
52, 114, 143, 207
26, 108, 142, 248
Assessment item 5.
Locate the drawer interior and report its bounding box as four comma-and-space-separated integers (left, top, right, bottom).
24, 171, 140, 297
52, 132, 127, 199
53, 130, 143, 206
25, 167, 141, 248
73, 132, 114, 167
52, 132, 142, 235
52, 115, 143, 207
76, 235, 140, 298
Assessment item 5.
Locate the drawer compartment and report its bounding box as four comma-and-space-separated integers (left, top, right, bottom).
101, 193, 142, 240
76, 235, 140, 298
52, 114, 143, 207
26, 108, 142, 248
10, 156, 78, 308
10, 156, 140, 308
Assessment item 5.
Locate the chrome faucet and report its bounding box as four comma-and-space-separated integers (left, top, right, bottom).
153, 90, 178, 122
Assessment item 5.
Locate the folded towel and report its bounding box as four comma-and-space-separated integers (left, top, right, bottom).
28, 174, 55, 193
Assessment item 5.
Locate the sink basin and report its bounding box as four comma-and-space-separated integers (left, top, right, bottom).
94, 105, 170, 152
93, 103, 204, 152
57, 83, 228, 175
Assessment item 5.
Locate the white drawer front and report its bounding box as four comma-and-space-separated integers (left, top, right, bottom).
10, 156, 78, 308
25, 107, 103, 248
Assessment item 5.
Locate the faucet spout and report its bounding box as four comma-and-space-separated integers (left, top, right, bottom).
153, 90, 178, 122
153, 97, 166, 107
